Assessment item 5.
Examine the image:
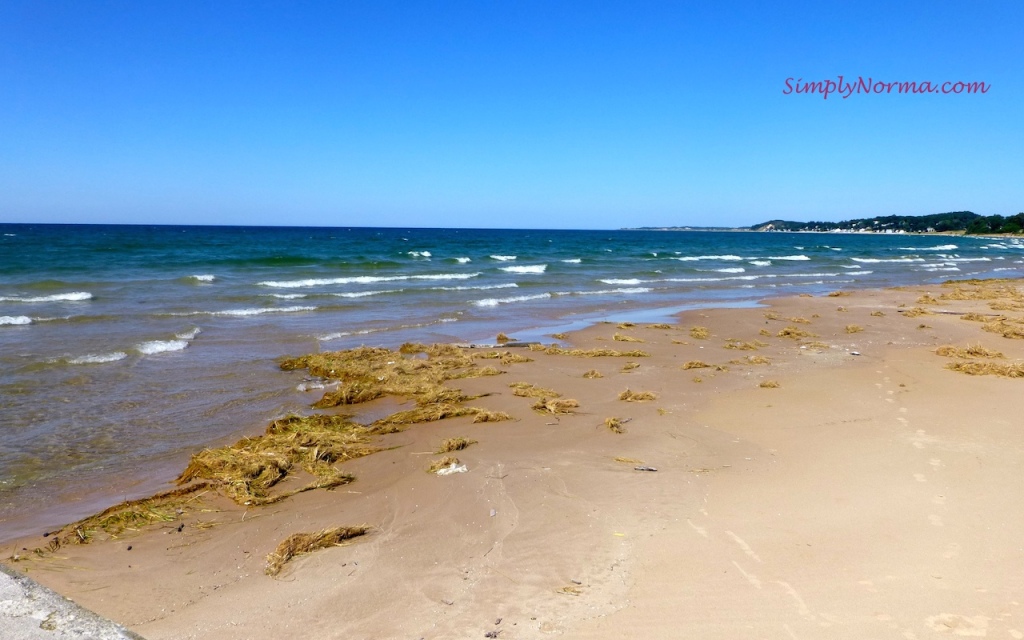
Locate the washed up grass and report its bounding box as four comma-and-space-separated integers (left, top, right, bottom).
649, 323, 673, 330
935, 344, 1004, 359
618, 389, 657, 402
730, 355, 771, 365
759, 380, 780, 388
177, 414, 372, 506
962, 312, 998, 322
44, 483, 213, 549
870, 311, 886, 317
690, 326, 710, 340
617, 322, 635, 328
427, 456, 460, 473
946, 361, 1024, 378
724, 339, 767, 350
983, 320, 1024, 339
474, 351, 533, 364
472, 410, 512, 423
845, 325, 864, 334
265, 526, 369, 577
542, 346, 649, 357
532, 397, 580, 415
372, 403, 481, 428
788, 317, 811, 324
621, 362, 640, 372
827, 291, 851, 297
614, 456, 643, 464
583, 369, 604, 379
436, 437, 477, 453
917, 294, 941, 305
681, 360, 711, 370
902, 307, 934, 318
605, 417, 625, 434
778, 326, 817, 339
613, 333, 645, 343
510, 381, 560, 398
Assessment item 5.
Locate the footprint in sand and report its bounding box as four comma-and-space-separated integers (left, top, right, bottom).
932, 494, 947, 505
929, 458, 943, 470
942, 543, 960, 559
914, 473, 928, 483
929, 514, 944, 527
925, 613, 989, 636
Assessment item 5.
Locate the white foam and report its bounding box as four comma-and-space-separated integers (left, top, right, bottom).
203, 305, 318, 317
561, 258, 582, 264
259, 273, 479, 287
749, 260, 772, 266
898, 244, 958, 251
556, 287, 651, 296
490, 255, 517, 261
767, 255, 811, 261
715, 267, 746, 273
473, 293, 552, 307
137, 339, 189, 355
187, 274, 216, 283
600, 278, 644, 285
0, 315, 32, 326
454, 257, 472, 263
68, 351, 128, 364
176, 327, 202, 340
943, 257, 991, 263
851, 257, 925, 263
266, 293, 307, 299
0, 292, 93, 302
407, 251, 431, 258
500, 265, 546, 274
332, 289, 399, 298
840, 265, 862, 269
674, 255, 743, 261
433, 283, 518, 291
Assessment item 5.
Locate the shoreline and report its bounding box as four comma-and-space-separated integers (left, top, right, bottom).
3, 277, 1024, 638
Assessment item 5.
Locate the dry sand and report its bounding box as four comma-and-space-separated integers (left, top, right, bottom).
4, 279, 1024, 639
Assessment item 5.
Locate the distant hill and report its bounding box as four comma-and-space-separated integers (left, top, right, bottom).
751, 211, 1024, 235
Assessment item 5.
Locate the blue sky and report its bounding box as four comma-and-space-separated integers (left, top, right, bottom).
1, 1, 1021, 229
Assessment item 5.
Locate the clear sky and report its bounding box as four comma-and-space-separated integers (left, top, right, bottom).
1, 1, 1021, 229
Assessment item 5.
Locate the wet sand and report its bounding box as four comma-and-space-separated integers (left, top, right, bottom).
3, 280, 1024, 639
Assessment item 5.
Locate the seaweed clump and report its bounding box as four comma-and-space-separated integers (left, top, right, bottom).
265, 526, 369, 576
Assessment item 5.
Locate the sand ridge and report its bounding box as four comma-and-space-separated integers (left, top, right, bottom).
4, 279, 1024, 639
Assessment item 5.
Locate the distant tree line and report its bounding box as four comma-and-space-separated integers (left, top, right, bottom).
752, 211, 1024, 234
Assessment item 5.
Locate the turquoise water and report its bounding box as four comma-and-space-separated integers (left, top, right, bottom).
2, 224, 1022, 541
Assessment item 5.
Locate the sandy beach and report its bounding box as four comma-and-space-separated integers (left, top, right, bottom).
3, 278, 1024, 639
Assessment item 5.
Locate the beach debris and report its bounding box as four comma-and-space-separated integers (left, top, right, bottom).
935, 344, 1004, 359
724, 339, 767, 350
681, 360, 711, 370
945, 361, 1024, 378
496, 332, 512, 343
917, 293, 941, 305
777, 326, 817, 339
265, 526, 368, 576
901, 307, 934, 318
827, 290, 851, 297
542, 346, 649, 357
788, 317, 811, 324
614, 456, 643, 464
634, 466, 658, 472
428, 456, 460, 473
618, 389, 656, 402
473, 350, 533, 364
532, 397, 580, 415
850, 351, 861, 356
759, 380, 780, 388
490, 509, 497, 517
871, 310, 886, 316
604, 417, 631, 433
613, 332, 645, 343
510, 381, 560, 398
436, 462, 469, 475
649, 323, 673, 329
472, 410, 513, 423
485, 631, 501, 638
845, 324, 865, 334
43, 483, 211, 548
583, 369, 604, 378
436, 437, 477, 453
690, 326, 710, 340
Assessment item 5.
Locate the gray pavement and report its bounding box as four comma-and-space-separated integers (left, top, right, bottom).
0, 563, 144, 640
